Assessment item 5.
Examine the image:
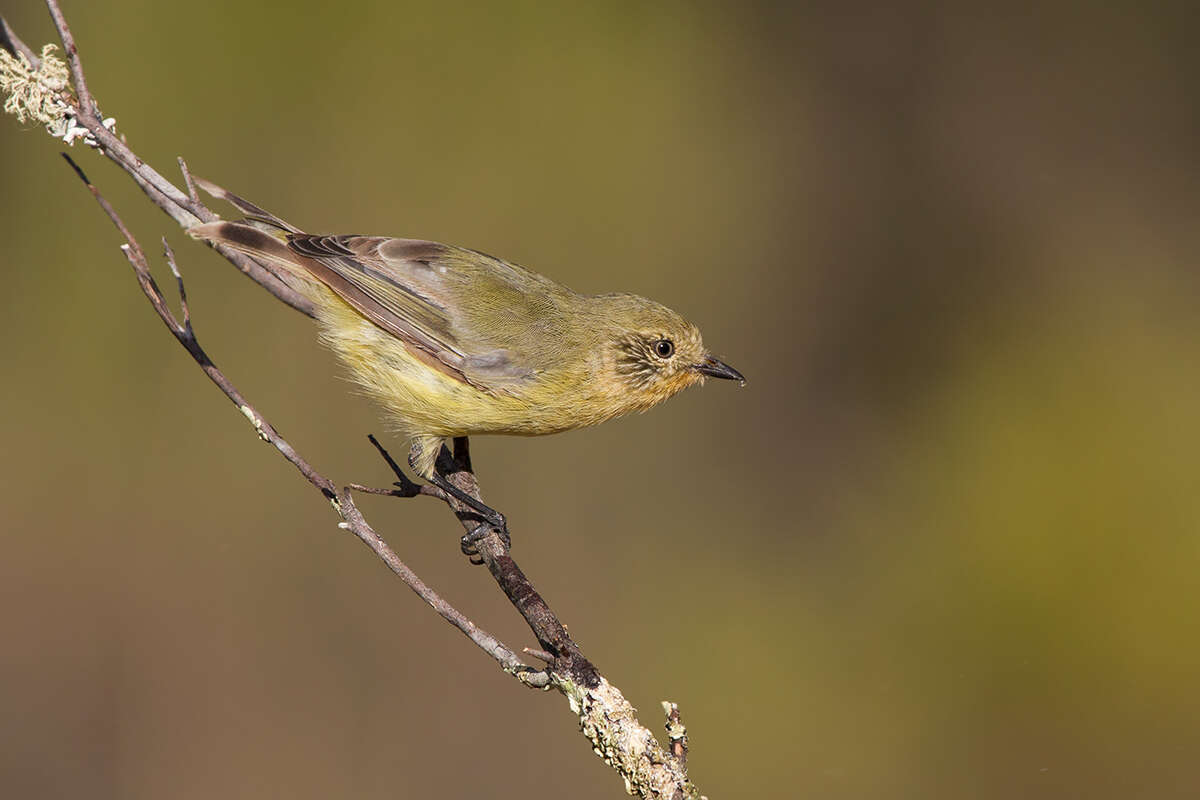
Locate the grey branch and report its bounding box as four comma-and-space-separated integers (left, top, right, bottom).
0, 16, 37, 65
3, 3, 702, 797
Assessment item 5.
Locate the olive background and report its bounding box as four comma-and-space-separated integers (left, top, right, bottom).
3, 2, 1200, 798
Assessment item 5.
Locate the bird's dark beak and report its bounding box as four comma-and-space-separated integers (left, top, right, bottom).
694, 355, 746, 386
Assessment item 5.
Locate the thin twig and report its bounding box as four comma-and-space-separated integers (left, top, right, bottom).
62, 151, 330, 491
161, 238, 192, 336
346, 483, 411, 497
43, 0, 93, 114
523, 647, 556, 664
35, 3, 316, 317
47, 0, 175, 207
177, 156, 200, 204
338, 488, 549, 686
0, 16, 38, 65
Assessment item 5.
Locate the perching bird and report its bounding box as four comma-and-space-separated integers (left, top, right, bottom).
188, 178, 743, 542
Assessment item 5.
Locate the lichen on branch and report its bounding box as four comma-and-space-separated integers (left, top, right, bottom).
0, 41, 113, 145
1, 44, 68, 127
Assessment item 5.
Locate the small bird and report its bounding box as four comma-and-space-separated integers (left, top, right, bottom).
188, 178, 743, 541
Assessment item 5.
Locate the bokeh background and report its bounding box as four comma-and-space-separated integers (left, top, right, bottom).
3, 1, 1200, 797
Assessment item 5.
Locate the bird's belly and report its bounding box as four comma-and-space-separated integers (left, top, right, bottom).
320, 312, 600, 438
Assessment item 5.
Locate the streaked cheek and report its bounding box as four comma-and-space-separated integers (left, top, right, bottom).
667, 370, 703, 394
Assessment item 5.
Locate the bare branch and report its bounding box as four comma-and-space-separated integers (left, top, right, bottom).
0, 16, 38, 66
345, 483, 412, 497
177, 156, 200, 204
338, 488, 549, 688
43, 0, 93, 113
523, 647, 556, 664
161, 238, 192, 336
8, 6, 317, 317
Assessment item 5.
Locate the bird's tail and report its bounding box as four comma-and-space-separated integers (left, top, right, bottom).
191, 176, 302, 234
186, 177, 323, 294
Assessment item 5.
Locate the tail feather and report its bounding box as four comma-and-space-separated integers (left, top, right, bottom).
188, 220, 307, 275
193, 176, 302, 234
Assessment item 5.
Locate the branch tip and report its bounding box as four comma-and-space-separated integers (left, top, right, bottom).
662, 701, 689, 770
60, 150, 89, 184
1, 16, 39, 65
44, 0, 94, 115
177, 156, 200, 203
523, 647, 556, 664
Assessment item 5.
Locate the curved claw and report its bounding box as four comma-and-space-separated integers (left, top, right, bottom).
461, 522, 510, 555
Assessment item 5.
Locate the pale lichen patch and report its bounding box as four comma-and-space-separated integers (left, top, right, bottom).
0, 42, 115, 145
1, 43, 68, 130
239, 404, 269, 441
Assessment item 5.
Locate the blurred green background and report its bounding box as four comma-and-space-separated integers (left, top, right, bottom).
3, 1, 1200, 797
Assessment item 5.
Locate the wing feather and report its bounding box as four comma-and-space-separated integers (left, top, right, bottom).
189, 181, 570, 394
285, 234, 547, 391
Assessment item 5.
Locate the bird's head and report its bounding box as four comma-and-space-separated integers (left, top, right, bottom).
596, 294, 744, 412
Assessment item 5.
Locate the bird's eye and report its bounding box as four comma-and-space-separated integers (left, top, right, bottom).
654, 339, 675, 359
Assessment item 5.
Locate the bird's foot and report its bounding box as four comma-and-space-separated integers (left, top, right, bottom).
424, 469, 511, 561
361, 434, 509, 563
460, 520, 511, 564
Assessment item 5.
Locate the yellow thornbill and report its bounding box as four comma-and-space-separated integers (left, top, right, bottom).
188, 178, 743, 542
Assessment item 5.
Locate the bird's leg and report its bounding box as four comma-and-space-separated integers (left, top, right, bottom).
362, 434, 510, 558
358, 435, 508, 561
417, 440, 510, 553
423, 469, 510, 550
447, 437, 492, 564
362, 434, 423, 496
